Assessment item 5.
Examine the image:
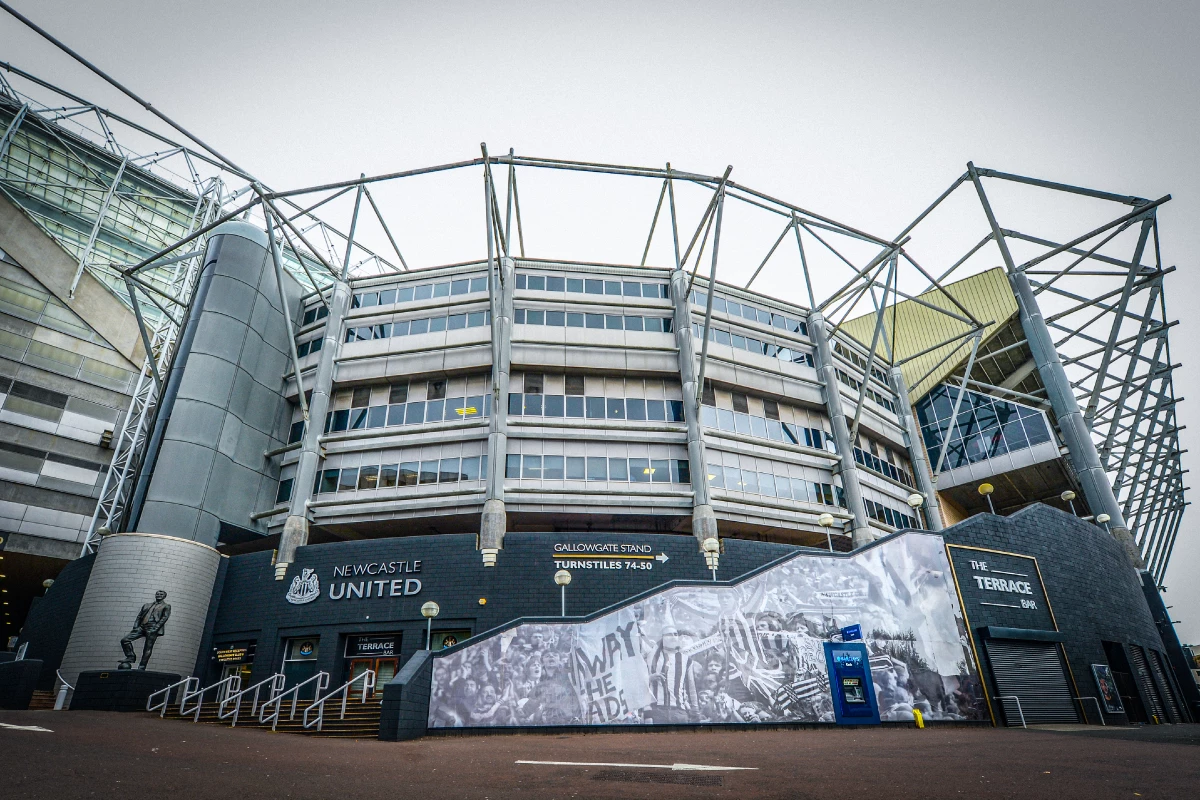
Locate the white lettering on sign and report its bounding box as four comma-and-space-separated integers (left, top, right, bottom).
554, 543, 654, 554
972, 575, 1034, 595
333, 560, 422, 577
970, 560, 988, 571
554, 560, 654, 571
328, 577, 422, 600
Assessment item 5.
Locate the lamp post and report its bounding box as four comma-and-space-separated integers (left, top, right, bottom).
702, 537, 720, 580
1061, 490, 1077, 516
907, 493, 925, 530
978, 483, 996, 515
1096, 513, 1111, 534
818, 513, 835, 552
421, 601, 440, 650
554, 569, 571, 616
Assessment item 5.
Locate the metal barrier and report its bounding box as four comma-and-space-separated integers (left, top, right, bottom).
53, 670, 75, 711
995, 695, 1027, 728
147, 677, 197, 717
1074, 696, 1106, 726
219, 673, 285, 727
181, 675, 241, 722
303, 670, 375, 732
259, 672, 329, 732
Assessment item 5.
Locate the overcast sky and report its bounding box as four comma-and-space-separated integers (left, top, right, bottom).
3, 1, 1198, 639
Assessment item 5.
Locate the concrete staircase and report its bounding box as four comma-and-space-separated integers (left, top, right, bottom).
158, 695, 383, 739
27, 690, 58, 710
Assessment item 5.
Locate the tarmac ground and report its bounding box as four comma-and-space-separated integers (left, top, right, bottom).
1, 710, 1198, 799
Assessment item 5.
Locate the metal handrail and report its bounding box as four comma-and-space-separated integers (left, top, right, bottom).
1074, 696, 1107, 726
54, 670, 75, 710
181, 675, 241, 722
147, 676, 197, 716
259, 671, 329, 732
996, 695, 1027, 728
219, 673, 285, 727
303, 669, 375, 732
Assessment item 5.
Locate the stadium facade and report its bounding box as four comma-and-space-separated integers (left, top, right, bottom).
0, 58, 1195, 731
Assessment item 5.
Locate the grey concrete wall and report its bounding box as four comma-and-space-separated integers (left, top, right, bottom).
58, 532, 220, 686
135, 222, 301, 545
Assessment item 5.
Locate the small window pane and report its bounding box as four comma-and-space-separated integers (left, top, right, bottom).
608, 458, 628, 481
623, 281, 640, 297
406, 401, 426, 425
524, 394, 543, 416
399, 462, 419, 486
528, 275, 546, 291
338, 467, 359, 491
626, 398, 646, 420
380, 464, 399, 488
566, 312, 584, 327
358, 465, 380, 490
527, 309, 545, 325
387, 404, 405, 426
543, 455, 564, 480
425, 399, 445, 423
647, 399, 666, 421
505, 454, 521, 478
750, 416, 768, 439
585, 313, 604, 329
393, 319, 410, 336
319, 469, 340, 494
566, 396, 585, 418
414, 284, 433, 301
546, 276, 565, 291
650, 459, 670, 483
367, 406, 388, 429
467, 311, 485, 327
668, 400, 685, 422
544, 395, 565, 417
606, 398, 625, 419
428, 316, 446, 332
585, 396, 605, 419
585, 278, 603, 294
349, 408, 368, 430
567, 278, 584, 293
629, 457, 651, 482
586, 456, 608, 480
516, 274, 527, 289
419, 461, 439, 484
433, 282, 450, 297
439, 458, 461, 482
509, 393, 523, 415
451, 279, 469, 295
410, 317, 429, 335
460, 456, 480, 481
624, 316, 644, 332
276, 478, 294, 504
566, 456, 586, 479
605, 315, 623, 330
522, 455, 542, 479
707, 464, 724, 489
604, 280, 621, 295
546, 310, 565, 326
448, 314, 467, 330
470, 276, 488, 293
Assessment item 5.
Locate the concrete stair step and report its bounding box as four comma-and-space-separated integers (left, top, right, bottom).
27, 690, 58, 710
158, 699, 382, 738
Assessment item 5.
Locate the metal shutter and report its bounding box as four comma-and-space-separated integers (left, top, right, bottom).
1128, 645, 1167, 723
984, 639, 1080, 726
1145, 649, 1184, 723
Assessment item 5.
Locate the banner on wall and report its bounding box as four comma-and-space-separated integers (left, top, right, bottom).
428, 533, 987, 728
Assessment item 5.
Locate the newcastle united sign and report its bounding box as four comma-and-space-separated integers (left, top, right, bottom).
285, 560, 425, 605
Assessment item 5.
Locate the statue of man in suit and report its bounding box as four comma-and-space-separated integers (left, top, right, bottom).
119, 590, 171, 670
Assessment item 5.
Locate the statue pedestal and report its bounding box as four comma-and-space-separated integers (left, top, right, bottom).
70, 669, 182, 712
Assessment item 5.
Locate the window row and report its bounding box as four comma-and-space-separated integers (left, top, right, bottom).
699, 404, 834, 451
508, 392, 685, 423
504, 454, 690, 483
865, 498, 919, 531
299, 454, 490, 499
344, 310, 491, 343
689, 289, 806, 335
301, 304, 330, 326
706, 463, 844, 507
835, 368, 897, 413
513, 308, 673, 333
916, 383, 1052, 471
321, 394, 491, 435
853, 446, 914, 488
691, 323, 813, 366
351, 276, 489, 309
296, 336, 324, 357
516, 273, 668, 299
834, 342, 890, 385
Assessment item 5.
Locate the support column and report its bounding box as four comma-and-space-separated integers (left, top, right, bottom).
480, 256, 514, 566
967, 163, 1143, 569
669, 270, 719, 547
808, 311, 873, 547
277, 279, 351, 578
889, 366, 943, 531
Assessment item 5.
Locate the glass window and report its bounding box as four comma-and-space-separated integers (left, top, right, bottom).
467, 311, 485, 327
466, 394, 484, 419
545, 310, 565, 326
396, 286, 414, 303
460, 456, 480, 481
566, 312, 584, 328
626, 398, 646, 420
470, 276, 488, 293
642, 284, 661, 299
730, 334, 746, 350
651, 459, 671, 484
319, 469, 340, 494
393, 319, 410, 336
527, 309, 544, 325
789, 478, 808, 503
399, 462, 419, 486
543, 455, 565, 479
566, 456, 586, 479
546, 276, 565, 291
586, 456, 608, 480
624, 315, 644, 332
608, 458, 629, 481
759, 472, 776, 497
275, 478, 293, 504
767, 419, 784, 441
585, 313, 604, 329
567, 278, 584, 293
707, 464, 724, 489
712, 296, 728, 313
714, 329, 731, 346
377, 290, 395, 306
358, 465, 380, 490
629, 458, 651, 482
605, 315, 623, 330
667, 400, 685, 422
406, 401, 426, 425
606, 398, 625, 419
700, 405, 718, 428
524, 394, 543, 416
516, 274, 527, 289
741, 470, 759, 494
673, 460, 690, 484
514, 309, 526, 324
647, 399, 667, 421
604, 280, 621, 295
522, 455, 542, 479
367, 405, 388, 429
439, 458, 461, 482
509, 393, 523, 415
433, 282, 450, 298
528, 275, 546, 291
338, 467, 359, 491
410, 317, 429, 335
505, 454, 521, 478
288, 420, 305, 444
566, 395, 585, 417
451, 279, 470, 295
544, 395, 565, 417
734, 412, 752, 436
750, 415, 768, 439
425, 399, 445, 423
623, 281, 641, 297
330, 409, 350, 432
584, 278, 603, 294
428, 316, 447, 333
387, 404, 406, 426
380, 464, 399, 488
586, 396, 605, 419
414, 284, 433, 301
448, 314, 467, 330
419, 461, 439, 484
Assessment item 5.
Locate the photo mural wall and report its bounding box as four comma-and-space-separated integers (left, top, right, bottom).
428, 532, 987, 728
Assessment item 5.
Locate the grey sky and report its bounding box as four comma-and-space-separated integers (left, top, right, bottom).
3, 1, 1197, 638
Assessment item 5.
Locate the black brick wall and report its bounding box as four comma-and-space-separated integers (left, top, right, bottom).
16, 554, 95, 690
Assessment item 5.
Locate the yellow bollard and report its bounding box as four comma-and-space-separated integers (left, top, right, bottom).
913, 708, 925, 729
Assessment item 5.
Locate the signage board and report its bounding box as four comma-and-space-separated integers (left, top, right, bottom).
1091, 663, 1125, 714
840, 624, 862, 641
946, 544, 1057, 633
346, 635, 399, 658
214, 641, 256, 664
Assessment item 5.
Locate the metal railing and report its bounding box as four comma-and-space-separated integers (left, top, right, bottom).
218, 673, 286, 727
996, 695, 1027, 728
53, 670, 74, 711
259, 672, 329, 732
181, 675, 241, 722
1074, 696, 1107, 726
303, 670, 375, 732
147, 676, 197, 717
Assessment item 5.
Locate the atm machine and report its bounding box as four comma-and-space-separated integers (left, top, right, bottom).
823, 641, 881, 725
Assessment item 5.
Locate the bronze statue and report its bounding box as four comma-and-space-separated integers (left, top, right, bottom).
119, 590, 171, 670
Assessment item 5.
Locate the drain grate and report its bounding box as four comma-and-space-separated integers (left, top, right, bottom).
591, 770, 723, 786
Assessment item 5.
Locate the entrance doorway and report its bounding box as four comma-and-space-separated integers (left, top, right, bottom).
344, 634, 401, 695
220, 663, 253, 702
348, 657, 398, 694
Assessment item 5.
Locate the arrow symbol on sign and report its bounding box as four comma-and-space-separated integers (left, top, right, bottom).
655, 553, 669, 563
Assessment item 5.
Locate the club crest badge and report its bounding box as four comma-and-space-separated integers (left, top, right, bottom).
286, 568, 320, 605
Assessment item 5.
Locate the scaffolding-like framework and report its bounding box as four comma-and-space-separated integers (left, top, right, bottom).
0, 2, 1185, 579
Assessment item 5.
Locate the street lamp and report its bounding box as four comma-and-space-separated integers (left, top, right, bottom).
818, 513, 835, 552
702, 538, 720, 580
421, 601, 440, 650
554, 569, 571, 616
907, 493, 925, 529
978, 483, 996, 515
1096, 513, 1111, 534
1061, 490, 1077, 516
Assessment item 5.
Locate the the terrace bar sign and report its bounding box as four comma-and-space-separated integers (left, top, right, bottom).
346, 635, 398, 658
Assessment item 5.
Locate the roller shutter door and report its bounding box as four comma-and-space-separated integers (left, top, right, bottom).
1145, 648, 1183, 723
984, 639, 1080, 726
1127, 645, 1167, 723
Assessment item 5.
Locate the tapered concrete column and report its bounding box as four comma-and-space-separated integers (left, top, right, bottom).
808, 311, 873, 547
669, 271, 718, 547
889, 366, 943, 531
1009, 269, 1143, 567
480, 256, 515, 565
277, 279, 352, 578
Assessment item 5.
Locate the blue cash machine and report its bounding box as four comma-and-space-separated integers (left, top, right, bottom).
823, 641, 881, 725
